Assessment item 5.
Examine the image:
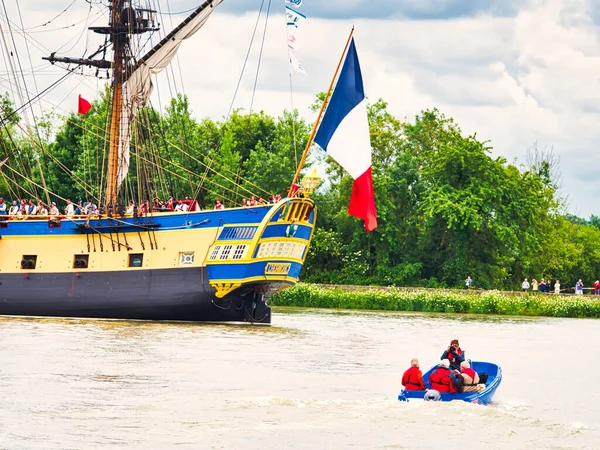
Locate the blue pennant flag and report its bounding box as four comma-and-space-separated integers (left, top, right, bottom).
286, 0, 303, 6
286, 6, 306, 28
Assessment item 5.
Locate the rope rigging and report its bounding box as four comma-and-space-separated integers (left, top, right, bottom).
0, 0, 293, 211
250, 0, 272, 113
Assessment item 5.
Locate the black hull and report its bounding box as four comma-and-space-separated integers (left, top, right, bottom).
0, 268, 274, 323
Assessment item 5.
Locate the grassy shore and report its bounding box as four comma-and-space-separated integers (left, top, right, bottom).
270, 284, 600, 318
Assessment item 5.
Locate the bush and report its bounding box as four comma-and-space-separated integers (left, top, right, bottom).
270, 284, 600, 318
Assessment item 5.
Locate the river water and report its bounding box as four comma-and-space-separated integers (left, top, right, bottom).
0, 308, 598, 449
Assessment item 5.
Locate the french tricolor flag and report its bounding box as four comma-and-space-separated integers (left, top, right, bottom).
314, 38, 377, 231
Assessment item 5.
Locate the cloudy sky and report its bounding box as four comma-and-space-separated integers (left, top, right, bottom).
2, 0, 600, 217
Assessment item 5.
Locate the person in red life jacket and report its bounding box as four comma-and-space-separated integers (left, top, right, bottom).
440, 339, 465, 371
457, 361, 480, 393
401, 358, 426, 391
429, 359, 457, 393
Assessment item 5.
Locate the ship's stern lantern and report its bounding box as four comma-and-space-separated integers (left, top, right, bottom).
301, 169, 322, 198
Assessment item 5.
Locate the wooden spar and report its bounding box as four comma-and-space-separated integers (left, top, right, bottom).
104, 0, 125, 208
129, 0, 217, 78
289, 27, 355, 194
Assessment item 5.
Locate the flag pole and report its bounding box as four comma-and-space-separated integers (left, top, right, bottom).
289, 26, 355, 196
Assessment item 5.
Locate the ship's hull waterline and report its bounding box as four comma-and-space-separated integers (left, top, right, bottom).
0, 199, 316, 324
0, 267, 275, 323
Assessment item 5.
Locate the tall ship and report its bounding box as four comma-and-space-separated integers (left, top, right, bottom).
0, 0, 322, 323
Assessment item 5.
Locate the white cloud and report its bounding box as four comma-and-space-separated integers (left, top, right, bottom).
2, 0, 600, 217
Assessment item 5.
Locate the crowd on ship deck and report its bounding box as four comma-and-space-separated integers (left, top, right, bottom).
0, 193, 286, 218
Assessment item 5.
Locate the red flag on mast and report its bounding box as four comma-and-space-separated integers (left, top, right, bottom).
78, 95, 92, 115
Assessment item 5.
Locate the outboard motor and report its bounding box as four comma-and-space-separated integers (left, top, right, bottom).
424, 390, 441, 401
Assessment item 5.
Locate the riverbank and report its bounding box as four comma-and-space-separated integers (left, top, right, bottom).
270, 284, 600, 318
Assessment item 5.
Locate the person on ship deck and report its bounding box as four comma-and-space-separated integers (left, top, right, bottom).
0, 197, 6, 215
49, 202, 59, 216
401, 358, 426, 391
27, 199, 37, 215
166, 196, 175, 211
138, 200, 149, 215
126, 200, 136, 215
37, 201, 48, 216
64, 199, 75, 216
83, 199, 97, 215
8, 200, 19, 215
153, 197, 167, 212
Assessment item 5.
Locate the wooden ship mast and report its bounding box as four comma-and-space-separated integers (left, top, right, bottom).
43, 0, 221, 208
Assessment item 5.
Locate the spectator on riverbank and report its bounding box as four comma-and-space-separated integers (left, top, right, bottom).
555, 280, 561, 294
532, 279, 538, 291
401, 358, 426, 391
465, 275, 472, 290
522, 278, 530, 291
594, 280, 600, 295
539, 279, 546, 293
576, 279, 584, 295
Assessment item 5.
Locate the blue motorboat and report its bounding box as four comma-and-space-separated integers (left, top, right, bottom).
398, 361, 502, 405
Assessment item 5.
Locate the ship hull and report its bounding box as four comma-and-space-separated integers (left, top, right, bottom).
0, 198, 316, 324
0, 267, 274, 323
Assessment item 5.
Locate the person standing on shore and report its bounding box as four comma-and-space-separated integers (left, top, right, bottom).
522, 278, 530, 292
576, 279, 584, 295
555, 280, 561, 294
532, 279, 538, 292
465, 275, 472, 290
594, 280, 600, 295
539, 279, 546, 293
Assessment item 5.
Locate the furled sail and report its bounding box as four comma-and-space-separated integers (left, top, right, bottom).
116, 0, 224, 188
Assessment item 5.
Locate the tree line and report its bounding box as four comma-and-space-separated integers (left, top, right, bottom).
2, 91, 600, 290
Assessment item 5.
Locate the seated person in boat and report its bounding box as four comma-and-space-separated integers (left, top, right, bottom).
401, 357, 426, 391
441, 339, 465, 371
429, 359, 457, 393
214, 199, 224, 210
0, 197, 6, 215
456, 361, 480, 392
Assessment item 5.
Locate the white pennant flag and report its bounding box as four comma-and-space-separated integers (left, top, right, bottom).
289, 49, 307, 75
286, 6, 306, 28
286, 0, 303, 6
287, 32, 300, 51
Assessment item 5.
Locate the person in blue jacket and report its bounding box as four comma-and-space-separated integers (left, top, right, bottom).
441, 339, 465, 371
